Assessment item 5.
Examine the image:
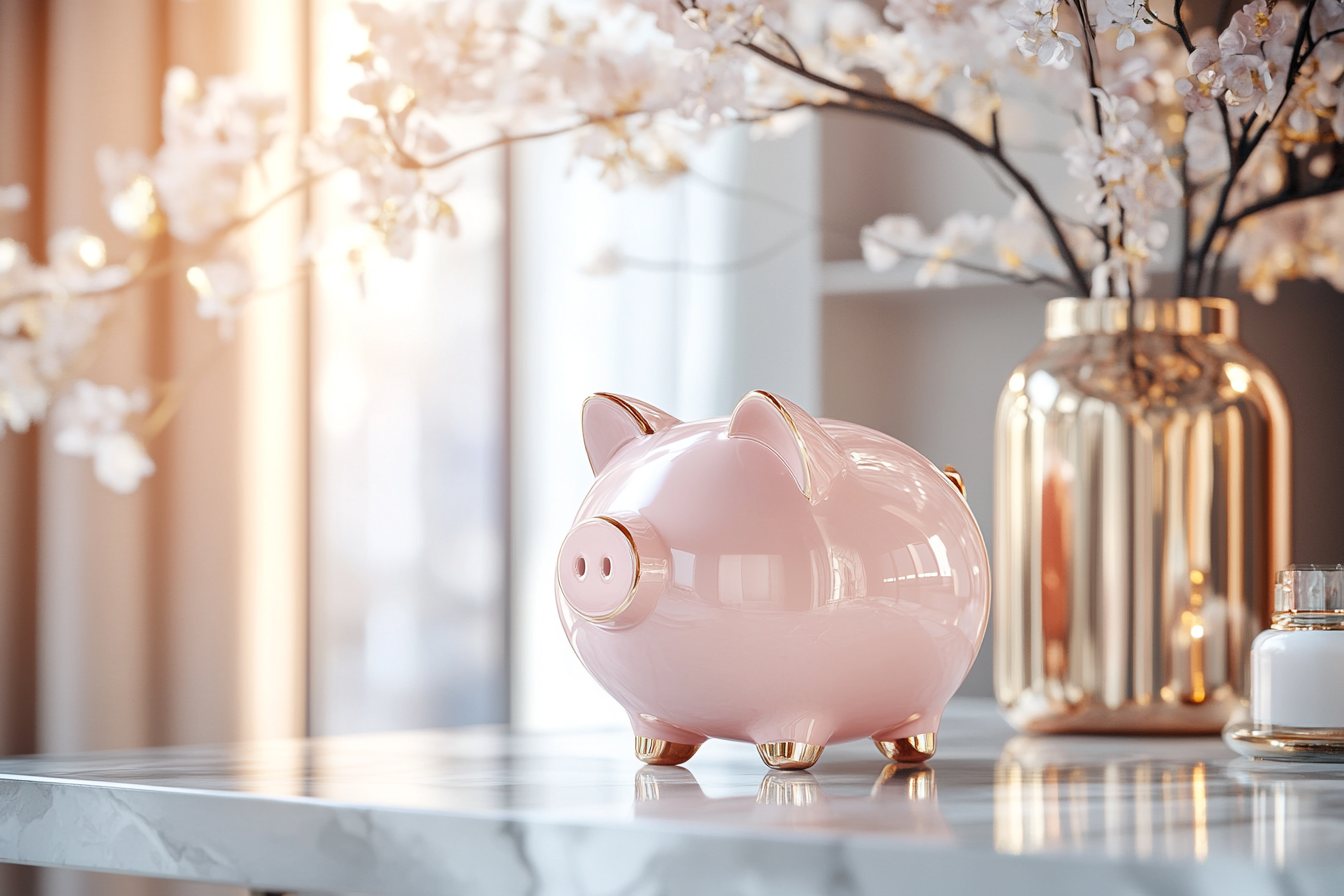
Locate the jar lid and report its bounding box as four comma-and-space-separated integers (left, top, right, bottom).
1273, 565, 1344, 629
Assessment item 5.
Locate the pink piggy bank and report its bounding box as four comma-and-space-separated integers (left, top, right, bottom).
555, 390, 990, 770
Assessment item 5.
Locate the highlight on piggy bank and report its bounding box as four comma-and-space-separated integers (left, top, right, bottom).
555, 390, 990, 771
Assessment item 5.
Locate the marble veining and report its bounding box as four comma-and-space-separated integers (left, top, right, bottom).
1, 699, 1343, 895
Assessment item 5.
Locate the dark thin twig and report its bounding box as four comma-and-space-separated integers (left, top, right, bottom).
1191, 0, 1321, 290
1191, 102, 1240, 291
1240, 0, 1318, 165
686, 167, 814, 220
1206, 219, 1239, 298
852, 239, 1074, 289
741, 39, 1090, 294
1071, 0, 1112, 266
379, 109, 647, 172
771, 30, 807, 69
1145, 2, 1180, 34
1177, 153, 1192, 297
1220, 176, 1344, 228
617, 226, 811, 275
1171, 0, 1197, 52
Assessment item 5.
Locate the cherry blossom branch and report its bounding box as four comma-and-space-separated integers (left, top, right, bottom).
0, 169, 325, 310
859, 238, 1075, 290
1220, 175, 1344, 228
1190, 102, 1240, 291
1304, 26, 1344, 57
1241, 0, 1319, 159
1177, 155, 1193, 296
686, 166, 813, 220
1169, 0, 1198, 52
1206, 219, 1240, 297
616, 227, 811, 274
1193, 0, 1321, 289
380, 110, 647, 172
741, 40, 1091, 296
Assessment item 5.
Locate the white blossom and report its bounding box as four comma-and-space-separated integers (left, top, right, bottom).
95, 148, 162, 239
130, 67, 287, 244
861, 214, 925, 272
994, 194, 1062, 275
1008, 0, 1081, 69
186, 256, 253, 337
0, 184, 29, 213
582, 245, 625, 277
860, 211, 994, 286
1095, 0, 1155, 51
1066, 87, 1180, 296
17, 0, 1344, 489
0, 231, 113, 440
52, 379, 150, 456
94, 432, 156, 494
46, 228, 132, 295
1222, 51, 1274, 107
1175, 68, 1227, 111
50, 380, 156, 492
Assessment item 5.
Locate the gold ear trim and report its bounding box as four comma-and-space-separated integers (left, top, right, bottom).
731, 390, 814, 502
942, 465, 967, 499
586, 392, 655, 435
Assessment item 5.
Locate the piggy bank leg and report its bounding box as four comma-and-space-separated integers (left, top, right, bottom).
756, 742, 824, 771
631, 715, 706, 767
872, 712, 941, 763
635, 738, 701, 766
873, 732, 936, 763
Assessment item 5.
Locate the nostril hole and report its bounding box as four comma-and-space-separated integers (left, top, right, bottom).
601, 556, 613, 579
574, 556, 587, 579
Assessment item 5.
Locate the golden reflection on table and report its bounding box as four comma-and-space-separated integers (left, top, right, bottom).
633, 762, 950, 839
995, 738, 1216, 861
992, 735, 1341, 868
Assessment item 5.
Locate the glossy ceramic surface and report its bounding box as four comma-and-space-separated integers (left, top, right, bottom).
994, 298, 1292, 735
2, 700, 1343, 896
555, 391, 991, 763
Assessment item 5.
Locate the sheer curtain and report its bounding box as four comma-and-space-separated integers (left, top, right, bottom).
510, 120, 821, 731
0, 0, 307, 765
306, 1, 510, 736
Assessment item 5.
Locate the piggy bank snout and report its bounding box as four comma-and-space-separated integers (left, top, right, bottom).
558, 517, 643, 622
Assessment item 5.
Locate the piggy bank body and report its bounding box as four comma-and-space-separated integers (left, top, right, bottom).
556, 391, 990, 770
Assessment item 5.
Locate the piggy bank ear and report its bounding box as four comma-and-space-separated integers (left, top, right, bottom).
727, 391, 845, 503
581, 393, 680, 475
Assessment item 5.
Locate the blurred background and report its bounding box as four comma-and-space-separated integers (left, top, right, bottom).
0, 0, 1343, 893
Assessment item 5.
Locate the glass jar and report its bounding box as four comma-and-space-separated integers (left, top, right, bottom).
994, 298, 1292, 734
1225, 566, 1344, 760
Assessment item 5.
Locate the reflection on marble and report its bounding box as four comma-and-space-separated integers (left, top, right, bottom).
1, 699, 1343, 895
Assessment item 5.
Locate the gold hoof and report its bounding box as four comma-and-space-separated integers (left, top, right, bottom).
635, 736, 700, 766
756, 741, 824, 770
874, 732, 936, 763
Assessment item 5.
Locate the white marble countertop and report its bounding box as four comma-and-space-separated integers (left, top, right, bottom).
1, 698, 1342, 895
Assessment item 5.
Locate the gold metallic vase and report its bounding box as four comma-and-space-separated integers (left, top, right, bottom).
994, 298, 1291, 734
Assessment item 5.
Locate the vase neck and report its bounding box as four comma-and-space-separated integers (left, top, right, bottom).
1045, 298, 1238, 341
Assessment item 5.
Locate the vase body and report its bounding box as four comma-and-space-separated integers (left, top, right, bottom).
994, 298, 1291, 734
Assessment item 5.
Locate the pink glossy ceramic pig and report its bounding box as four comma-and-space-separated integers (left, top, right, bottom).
555, 390, 990, 770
